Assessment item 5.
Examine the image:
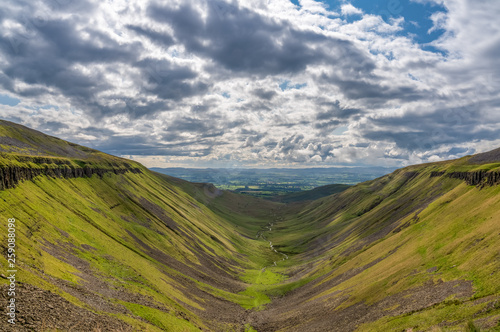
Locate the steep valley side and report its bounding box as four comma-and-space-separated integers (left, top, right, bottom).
0, 120, 500, 331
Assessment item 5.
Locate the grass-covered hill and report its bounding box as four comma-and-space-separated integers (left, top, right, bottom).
0, 119, 499, 331
267, 183, 351, 203
250, 157, 500, 331
0, 120, 281, 331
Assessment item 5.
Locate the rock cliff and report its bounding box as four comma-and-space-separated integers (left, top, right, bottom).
430, 170, 500, 187
0, 161, 141, 190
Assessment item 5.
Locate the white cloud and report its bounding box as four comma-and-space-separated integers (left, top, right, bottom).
428, 11, 447, 33
341, 3, 363, 16
0, 0, 499, 168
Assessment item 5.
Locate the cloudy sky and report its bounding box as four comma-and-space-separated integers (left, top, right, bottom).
0, 0, 499, 168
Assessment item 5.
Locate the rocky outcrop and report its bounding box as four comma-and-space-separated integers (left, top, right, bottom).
448, 170, 487, 186
485, 171, 500, 186
430, 171, 445, 177
0, 164, 141, 191
430, 170, 500, 187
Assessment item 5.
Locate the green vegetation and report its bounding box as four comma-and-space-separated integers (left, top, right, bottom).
241, 269, 286, 285
121, 302, 199, 332
268, 183, 351, 203
151, 167, 393, 198
245, 324, 258, 332
1, 120, 500, 331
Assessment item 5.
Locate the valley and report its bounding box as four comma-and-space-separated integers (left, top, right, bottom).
150, 167, 394, 199
0, 120, 500, 331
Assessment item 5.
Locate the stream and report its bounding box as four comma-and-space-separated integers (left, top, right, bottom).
255, 210, 289, 270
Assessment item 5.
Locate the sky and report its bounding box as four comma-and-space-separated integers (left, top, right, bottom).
0, 0, 499, 168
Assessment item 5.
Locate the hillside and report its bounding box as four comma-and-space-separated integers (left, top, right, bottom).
267, 183, 351, 203
0, 120, 280, 331
0, 119, 500, 331
246, 158, 500, 331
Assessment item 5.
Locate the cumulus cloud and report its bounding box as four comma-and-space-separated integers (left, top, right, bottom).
341, 3, 363, 16
428, 11, 447, 33
0, 0, 499, 167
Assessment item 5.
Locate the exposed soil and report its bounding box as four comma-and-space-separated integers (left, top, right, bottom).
247, 278, 474, 332
468, 147, 500, 164
0, 283, 131, 332
32, 232, 250, 331
40, 240, 170, 314
122, 229, 251, 331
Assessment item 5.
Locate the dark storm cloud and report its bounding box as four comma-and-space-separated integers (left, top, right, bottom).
239, 128, 260, 135
0, 16, 138, 111
39, 121, 69, 133
313, 101, 359, 132
0, 2, 210, 120
161, 131, 184, 142
3, 58, 109, 100
1, 18, 137, 63
277, 134, 304, 155
54, 126, 118, 148
0, 13, 209, 118
44, 0, 96, 14
242, 134, 264, 147
164, 115, 247, 141
448, 147, 471, 155
78, 98, 170, 119
0, 72, 15, 93
252, 88, 277, 101
238, 100, 272, 112
89, 134, 215, 157
191, 104, 211, 113
316, 100, 362, 120
79, 126, 117, 138
363, 104, 500, 151
125, 24, 175, 47
134, 58, 210, 101
263, 139, 278, 149
13, 86, 51, 98
34, 20, 137, 63
320, 74, 425, 105
168, 117, 209, 132
314, 120, 342, 130
147, 1, 373, 77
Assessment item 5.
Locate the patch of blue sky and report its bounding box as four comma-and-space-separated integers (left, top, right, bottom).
279, 80, 307, 91
332, 126, 348, 135
0, 94, 20, 107
318, 0, 448, 52
369, 49, 396, 60
408, 73, 419, 81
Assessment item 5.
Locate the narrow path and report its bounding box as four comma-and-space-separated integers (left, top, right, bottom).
256, 208, 289, 270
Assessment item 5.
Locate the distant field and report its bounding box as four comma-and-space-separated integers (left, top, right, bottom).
150, 167, 396, 198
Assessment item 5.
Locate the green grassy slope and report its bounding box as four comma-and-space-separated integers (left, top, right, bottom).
0, 120, 283, 331
254, 157, 500, 331
1, 119, 500, 331
266, 183, 351, 203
